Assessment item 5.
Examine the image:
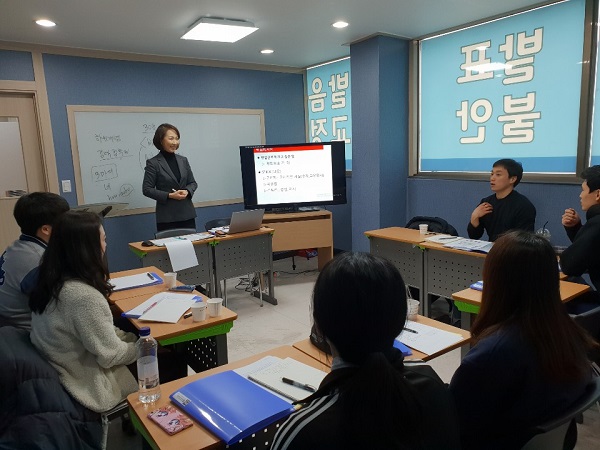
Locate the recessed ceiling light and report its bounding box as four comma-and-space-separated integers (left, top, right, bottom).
261, 49, 274, 54
332, 21, 349, 29
36, 19, 56, 27
181, 17, 258, 43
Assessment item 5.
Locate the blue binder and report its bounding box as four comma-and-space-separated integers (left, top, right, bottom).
170, 371, 295, 445
393, 339, 413, 356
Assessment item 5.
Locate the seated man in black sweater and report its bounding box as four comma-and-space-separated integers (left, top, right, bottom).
561, 165, 600, 292
468, 158, 536, 241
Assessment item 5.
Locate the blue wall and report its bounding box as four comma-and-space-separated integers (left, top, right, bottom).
350, 36, 408, 251
0, 50, 34, 81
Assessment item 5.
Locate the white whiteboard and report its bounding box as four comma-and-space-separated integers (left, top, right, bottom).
67, 106, 265, 215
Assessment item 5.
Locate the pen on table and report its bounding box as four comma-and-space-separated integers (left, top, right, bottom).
282, 377, 316, 393
183, 311, 193, 319
146, 272, 155, 281
403, 327, 418, 334
142, 301, 158, 315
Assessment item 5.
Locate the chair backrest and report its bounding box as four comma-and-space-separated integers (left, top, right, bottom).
405, 216, 458, 236
154, 227, 197, 239
573, 304, 600, 342
520, 376, 600, 450
0, 326, 102, 448
205, 218, 231, 231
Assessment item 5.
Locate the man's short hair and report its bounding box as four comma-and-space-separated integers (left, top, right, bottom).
581, 165, 600, 192
493, 159, 524, 187
13, 192, 70, 236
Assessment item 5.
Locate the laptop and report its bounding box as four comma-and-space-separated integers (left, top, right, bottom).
225, 209, 265, 234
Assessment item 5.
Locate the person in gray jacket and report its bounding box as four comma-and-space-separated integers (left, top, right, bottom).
0, 192, 69, 329
142, 123, 198, 232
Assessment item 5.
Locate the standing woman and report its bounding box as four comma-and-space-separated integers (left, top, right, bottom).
142, 123, 198, 232
450, 230, 597, 449
29, 211, 138, 414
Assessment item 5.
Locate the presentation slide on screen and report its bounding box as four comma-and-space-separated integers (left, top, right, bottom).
254, 144, 333, 204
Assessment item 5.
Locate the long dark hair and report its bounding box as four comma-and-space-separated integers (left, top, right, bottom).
29, 211, 112, 313
312, 252, 424, 448
473, 230, 597, 382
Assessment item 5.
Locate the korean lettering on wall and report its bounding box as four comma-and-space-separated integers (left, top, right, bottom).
307, 58, 353, 170
419, 0, 585, 174
456, 28, 542, 145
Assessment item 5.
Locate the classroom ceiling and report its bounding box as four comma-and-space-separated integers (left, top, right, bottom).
1, 0, 548, 69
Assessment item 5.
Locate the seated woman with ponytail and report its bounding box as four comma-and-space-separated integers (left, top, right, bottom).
271, 252, 460, 450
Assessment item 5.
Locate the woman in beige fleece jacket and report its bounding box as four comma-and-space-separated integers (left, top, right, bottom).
29, 211, 138, 413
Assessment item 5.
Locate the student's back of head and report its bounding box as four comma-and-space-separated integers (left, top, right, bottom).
475, 230, 597, 381
13, 192, 69, 237
312, 252, 425, 448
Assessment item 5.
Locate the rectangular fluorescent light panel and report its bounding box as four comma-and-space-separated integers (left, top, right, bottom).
181, 17, 258, 43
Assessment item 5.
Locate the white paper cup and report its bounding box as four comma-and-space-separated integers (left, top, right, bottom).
164, 272, 177, 289
418, 224, 428, 234
407, 299, 420, 320
207, 298, 223, 317
191, 302, 207, 322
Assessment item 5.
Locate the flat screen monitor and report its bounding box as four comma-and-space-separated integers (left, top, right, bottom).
239, 141, 347, 212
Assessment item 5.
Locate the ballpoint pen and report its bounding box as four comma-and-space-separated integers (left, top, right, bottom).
403, 327, 418, 334
142, 301, 159, 315
147, 272, 155, 280
282, 377, 316, 393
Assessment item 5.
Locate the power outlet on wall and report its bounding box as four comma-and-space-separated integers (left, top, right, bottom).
61, 180, 72, 193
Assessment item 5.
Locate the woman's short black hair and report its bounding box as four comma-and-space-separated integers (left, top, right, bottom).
152, 123, 180, 151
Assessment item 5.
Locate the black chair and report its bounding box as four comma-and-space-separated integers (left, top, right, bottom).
204, 218, 230, 231
520, 377, 600, 449
405, 216, 458, 236
154, 227, 197, 239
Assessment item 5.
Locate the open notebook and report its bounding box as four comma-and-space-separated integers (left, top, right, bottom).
247, 357, 327, 402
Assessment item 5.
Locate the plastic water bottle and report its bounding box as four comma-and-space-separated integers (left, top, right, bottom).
136, 326, 161, 403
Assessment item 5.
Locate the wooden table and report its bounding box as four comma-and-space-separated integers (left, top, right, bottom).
292, 315, 471, 366
129, 228, 277, 305
108, 266, 172, 304
110, 267, 238, 370
452, 280, 590, 357
127, 346, 329, 450
365, 227, 428, 308
263, 210, 333, 270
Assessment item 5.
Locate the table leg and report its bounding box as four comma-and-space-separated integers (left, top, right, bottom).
215, 334, 229, 366
317, 246, 333, 271
460, 310, 472, 358
252, 270, 277, 305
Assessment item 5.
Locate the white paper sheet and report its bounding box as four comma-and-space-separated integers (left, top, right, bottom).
109, 272, 161, 291
424, 234, 463, 244
150, 232, 213, 247
140, 292, 199, 323
398, 320, 464, 355
443, 238, 493, 253
164, 239, 198, 271
135, 292, 199, 323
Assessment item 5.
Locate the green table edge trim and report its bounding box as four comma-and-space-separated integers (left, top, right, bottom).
454, 300, 480, 314
130, 247, 147, 258
129, 406, 158, 450
158, 321, 233, 346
